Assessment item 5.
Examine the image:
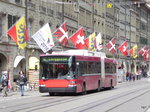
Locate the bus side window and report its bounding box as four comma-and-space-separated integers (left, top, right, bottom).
96, 62, 101, 73
72, 57, 76, 72
76, 62, 81, 76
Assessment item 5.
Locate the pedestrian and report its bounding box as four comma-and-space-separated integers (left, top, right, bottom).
18, 71, 27, 96
129, 72, 132, 82
126, 72, 129, 81
1, 72, 8, 97
132, 73, 135, 82
137, 69, 141, 80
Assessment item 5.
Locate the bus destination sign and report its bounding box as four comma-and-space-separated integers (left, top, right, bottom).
41, 57, 69, 63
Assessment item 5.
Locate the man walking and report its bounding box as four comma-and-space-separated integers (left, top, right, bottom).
1, 72, 8, 97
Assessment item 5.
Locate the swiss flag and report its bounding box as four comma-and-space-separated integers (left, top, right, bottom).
69, 28, 85, 49
139, 46, 146, 56
118, 41, 128, 56
84, 37, 89, 49
147, 49, 150, 54
139, 46, 150, 61
144, 50, 149, 61
53, 22, 68, 46
106, 38, 116, 54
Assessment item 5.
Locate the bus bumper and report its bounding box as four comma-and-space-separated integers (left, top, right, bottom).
39, 86, 77, 93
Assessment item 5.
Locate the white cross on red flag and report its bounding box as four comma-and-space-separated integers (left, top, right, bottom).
69, 28, 85, 49
53, 22, 68, 46
106, 38, 116, 54
144, 50, 149, 61
139, 46, 146, 56
138, 46, 150, 61
118, 41, 128, 56
147, 49, 150, 54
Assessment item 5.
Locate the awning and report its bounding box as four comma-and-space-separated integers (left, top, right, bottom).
14, 56, 25, 68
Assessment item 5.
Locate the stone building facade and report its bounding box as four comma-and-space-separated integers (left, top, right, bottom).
0, 0, 27, 87
0, 0, 150, 89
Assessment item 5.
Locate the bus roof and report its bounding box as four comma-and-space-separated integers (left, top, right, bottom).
40, 50, 116, 63
51, 50, 106, 58
105, 58, 117, 64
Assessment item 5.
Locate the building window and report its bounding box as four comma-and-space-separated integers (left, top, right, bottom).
15, 0, 22, 5
39, 0, 47, 14
15, 0, 20, 3
8, 15, 19, 40
8, 15, 18, 29
140, 37, 148, 45
39, 21, 44, 28
140, 21, 147, 32
28, 19, 33, 42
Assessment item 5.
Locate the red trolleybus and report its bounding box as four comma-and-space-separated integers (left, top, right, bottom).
39, 50, 117, 95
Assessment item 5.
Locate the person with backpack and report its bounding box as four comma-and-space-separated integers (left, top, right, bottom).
1, 72, 8, 97
18, 71, 27, 96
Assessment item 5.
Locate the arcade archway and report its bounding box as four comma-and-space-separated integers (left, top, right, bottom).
0, 53, 8, 83
13, 56, 26, 82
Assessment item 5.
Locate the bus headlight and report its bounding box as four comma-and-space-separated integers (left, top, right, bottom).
68, 84, 77, 87
39, 84, 46, 87
68, 81, 76, 87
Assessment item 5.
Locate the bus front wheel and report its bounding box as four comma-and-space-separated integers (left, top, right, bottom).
49, 92, 55, 96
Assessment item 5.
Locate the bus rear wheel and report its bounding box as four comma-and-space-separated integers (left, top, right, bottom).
97, 81, 101, 92
109, 80, 113, 90
82, 83, 87, 95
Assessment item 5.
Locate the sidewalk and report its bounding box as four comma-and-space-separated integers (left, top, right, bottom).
0, 90, 46, 101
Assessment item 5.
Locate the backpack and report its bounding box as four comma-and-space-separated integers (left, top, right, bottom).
2, 79, 8, 87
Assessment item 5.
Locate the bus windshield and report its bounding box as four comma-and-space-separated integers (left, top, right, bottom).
40, 56, 75, 79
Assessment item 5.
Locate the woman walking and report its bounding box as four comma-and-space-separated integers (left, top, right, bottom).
18, 71, 27, 96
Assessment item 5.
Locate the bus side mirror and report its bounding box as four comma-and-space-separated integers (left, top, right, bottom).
74, 75, 77, 79
42, 77, 45, 79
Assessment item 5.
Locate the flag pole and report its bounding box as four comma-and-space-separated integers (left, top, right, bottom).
25, 0, 28, 78
25, 0, 28, 28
